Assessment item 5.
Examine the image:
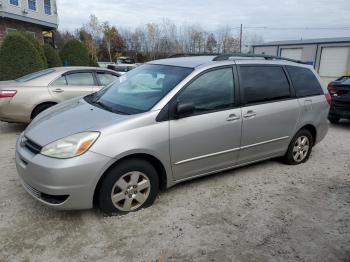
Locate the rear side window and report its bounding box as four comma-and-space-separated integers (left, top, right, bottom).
97, 72, 118, 86
240, 66, 290, 104
66, 73, 95, 86
51, 76, 67, 86
177, 68, 234, 114
286, 66, 323, 97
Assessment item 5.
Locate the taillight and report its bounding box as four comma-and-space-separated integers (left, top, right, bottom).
325, 93, 332, 105
327, 86, 339, 95
0, 90, 17, 98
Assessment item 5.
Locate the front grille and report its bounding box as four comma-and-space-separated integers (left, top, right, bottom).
24, 138, 42, 155
23, 181, 41, 198
22, 181, 69, 204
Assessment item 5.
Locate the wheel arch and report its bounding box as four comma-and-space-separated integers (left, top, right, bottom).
299, 124, 317, 144
93, 153, 168, 206
30, 101, 57, 119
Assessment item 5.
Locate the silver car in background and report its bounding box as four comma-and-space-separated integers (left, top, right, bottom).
0, 67, 120, 123
15, 55, 330, 214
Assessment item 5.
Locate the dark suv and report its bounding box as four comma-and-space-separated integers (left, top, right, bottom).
327, 76, 350, 123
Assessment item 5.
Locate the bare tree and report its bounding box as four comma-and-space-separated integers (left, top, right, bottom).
64, 15, 263, 62
206, 33, 217, 53
102, 22, 124, 62
81, 14, 102, 61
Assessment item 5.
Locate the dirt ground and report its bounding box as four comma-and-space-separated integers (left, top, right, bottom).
0, 121, 349, 262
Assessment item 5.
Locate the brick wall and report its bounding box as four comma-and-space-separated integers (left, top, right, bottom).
0, 18, 44, 44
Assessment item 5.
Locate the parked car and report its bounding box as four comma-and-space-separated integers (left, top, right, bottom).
0, 67, 120, 123
327, 76, 350, 123
107, 64, 138, 75
116, 56, 136, 64
16, 55, 330, 214
97, 62, 115, 68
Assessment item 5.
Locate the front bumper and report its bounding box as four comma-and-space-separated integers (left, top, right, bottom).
15, 134, 113, 210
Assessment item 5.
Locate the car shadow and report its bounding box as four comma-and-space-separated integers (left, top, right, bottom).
329, 119, 350, 129
0, 122, 27, 134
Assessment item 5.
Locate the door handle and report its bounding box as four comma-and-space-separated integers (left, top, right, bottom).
226, 114, 240, 121
53, 88, 64, 93
243, 110, 257, 118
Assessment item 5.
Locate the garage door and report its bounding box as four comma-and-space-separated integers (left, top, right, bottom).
319, 47, 350, 77
281, 48, 303, 60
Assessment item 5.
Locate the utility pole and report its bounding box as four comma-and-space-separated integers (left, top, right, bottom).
239, 24, 243, 53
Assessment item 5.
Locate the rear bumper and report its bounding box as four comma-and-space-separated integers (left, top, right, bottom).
0, 99, 31, 123
329, 104, 350, 119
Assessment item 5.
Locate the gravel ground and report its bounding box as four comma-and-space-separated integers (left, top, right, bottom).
0, 121, 349, 262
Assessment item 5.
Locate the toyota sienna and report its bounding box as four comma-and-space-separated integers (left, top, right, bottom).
15, 55, 330, 214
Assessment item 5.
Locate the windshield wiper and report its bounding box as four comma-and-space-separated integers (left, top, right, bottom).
93, 100, 113, 111
92, 100, 129, 115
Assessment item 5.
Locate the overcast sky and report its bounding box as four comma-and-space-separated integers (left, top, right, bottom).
57, 0, 350, 42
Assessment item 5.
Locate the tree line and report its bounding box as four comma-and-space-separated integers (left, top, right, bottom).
55, 15, 264, 63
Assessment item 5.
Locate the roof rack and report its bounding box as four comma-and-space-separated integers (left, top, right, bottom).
214, 53, 304, 64
167, 53, 304, 64
167, 53, 220, 58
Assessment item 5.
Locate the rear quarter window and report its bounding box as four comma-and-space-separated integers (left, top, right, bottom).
286, 66, 323, 97
240, 66, 291, 104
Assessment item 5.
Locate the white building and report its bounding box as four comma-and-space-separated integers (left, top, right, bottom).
0, 0, 58, 44
253, 37, 350, 85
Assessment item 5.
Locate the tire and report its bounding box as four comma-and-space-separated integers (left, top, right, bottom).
328, 115, 340, 124
31, 103, 56, 119
98, 158, 159, 215
284, 129, 313, 165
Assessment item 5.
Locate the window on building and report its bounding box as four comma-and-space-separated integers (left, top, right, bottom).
240, 66, 291, 104
44, 0, 52, 15
286, 66, 323, 97
9, 0, 19, 6
26, 31, 36, 38
28, 0, 37, 11
6, 28, 17, 33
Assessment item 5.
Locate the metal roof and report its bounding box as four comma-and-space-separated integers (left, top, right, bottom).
252, 37, 350, 47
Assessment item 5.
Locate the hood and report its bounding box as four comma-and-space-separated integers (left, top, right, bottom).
25, 97, 131, 146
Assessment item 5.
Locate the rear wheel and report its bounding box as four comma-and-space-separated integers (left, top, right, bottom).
284, 129, 313, 165
31, 103, 56, 120
98, 159, 159, 214
328, 115, 340, 124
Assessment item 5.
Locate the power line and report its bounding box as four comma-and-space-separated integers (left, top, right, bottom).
232, 26, 350, 30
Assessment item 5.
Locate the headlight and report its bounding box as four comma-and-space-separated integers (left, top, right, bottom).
40, 132, 100, 159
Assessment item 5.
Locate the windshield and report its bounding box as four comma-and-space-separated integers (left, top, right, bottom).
85, 64, 193, 114
16, 68, 55, 82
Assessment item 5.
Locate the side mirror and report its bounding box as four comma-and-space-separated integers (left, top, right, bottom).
176, 102, 195, 118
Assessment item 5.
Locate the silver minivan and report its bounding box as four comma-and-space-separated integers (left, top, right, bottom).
15, 55, 330, 214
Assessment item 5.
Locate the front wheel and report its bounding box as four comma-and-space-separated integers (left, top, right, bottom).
98, 159, 159, 214
284, 129, 313, 165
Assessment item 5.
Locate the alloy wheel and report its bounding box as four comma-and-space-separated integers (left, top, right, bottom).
110, 171, 151, 212
292, 136, 310, 162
